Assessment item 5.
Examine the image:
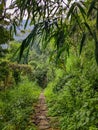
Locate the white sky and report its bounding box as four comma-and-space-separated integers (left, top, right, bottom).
6, 0, 12, 8
6, 0, 79, 18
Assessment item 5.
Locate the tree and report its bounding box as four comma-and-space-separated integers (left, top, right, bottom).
3, 0, 98, 63
0, 0, 13, 57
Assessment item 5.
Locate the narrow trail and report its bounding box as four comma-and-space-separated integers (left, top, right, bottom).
32, 92, 59, 130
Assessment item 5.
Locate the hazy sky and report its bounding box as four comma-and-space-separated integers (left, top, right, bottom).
6, 0, 11, 8
6, 0, 78, 8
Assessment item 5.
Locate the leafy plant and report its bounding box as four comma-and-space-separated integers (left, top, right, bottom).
0, 78, 41, 130
44, 40, 98, 130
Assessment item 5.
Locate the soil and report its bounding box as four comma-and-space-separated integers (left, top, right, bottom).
32, 92, 60, 130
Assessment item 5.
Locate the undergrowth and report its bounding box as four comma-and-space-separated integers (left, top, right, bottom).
0, 77, 41, 130
44, 42, 98, 130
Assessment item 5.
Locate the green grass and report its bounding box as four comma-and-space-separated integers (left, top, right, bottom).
0, 78, 41, 130
44, 41, 98, 130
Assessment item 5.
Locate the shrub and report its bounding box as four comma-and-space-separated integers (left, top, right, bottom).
0, 78, 41, 130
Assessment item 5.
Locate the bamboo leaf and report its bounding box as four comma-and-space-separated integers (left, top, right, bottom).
24, 46, 30, 64
84, 22, 93, 36
10, 26, 12, 37
24, 16, 29, 29
19, 24, 38, 61
95, 41, 98, 65
67, 3, 75, 18
93, 31, 97, 43
70, 22, 77, 35
56, 46, 66, 62
87, 0, 96, 17
19, 39, 27, 61
96, 10, 98, 30
13, 23, 17, 35
80, 32, 86, 54
76, 2, 86, 19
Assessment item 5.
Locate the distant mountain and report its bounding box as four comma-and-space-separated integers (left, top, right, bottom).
14, 20, 34, 41
14, 20, 42, 54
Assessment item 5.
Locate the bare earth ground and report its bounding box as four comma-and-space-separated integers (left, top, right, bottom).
31, 92, 60, 130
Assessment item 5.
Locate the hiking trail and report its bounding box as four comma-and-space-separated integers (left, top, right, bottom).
31, 92, 59, 130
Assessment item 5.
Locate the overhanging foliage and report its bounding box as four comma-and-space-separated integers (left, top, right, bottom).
1, 0, 98, 64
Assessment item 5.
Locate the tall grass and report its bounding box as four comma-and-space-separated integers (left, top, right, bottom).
0, 78, 41, 130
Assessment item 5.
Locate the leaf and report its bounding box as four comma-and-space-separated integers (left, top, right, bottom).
76, 2, 86, 19
84, 22, 93, 36
79, 32, 86, 54
49, 50, 56, 62
93, 31, 97, 43
24, 16, 29, 29
13, 23, 17, 35
95, 41, 98, 65
19, 39, 27, 61
56, 46, 66, 63
19, 24, 38, 61
87, 0, 96, 17
67, 3, 75, 18
43, 33, 56, 49
96, 10, 98, 30
10, 26, 12, 37
54, 20, 59, 28
24, 46, 30, 64
70, 22, 77, 35
11, 47, 20, 62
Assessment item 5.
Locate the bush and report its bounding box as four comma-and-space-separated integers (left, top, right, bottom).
0, 78, 41, 130
44, 41, 98, 130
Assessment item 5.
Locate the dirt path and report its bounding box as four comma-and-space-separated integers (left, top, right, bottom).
32, 92, 59, 130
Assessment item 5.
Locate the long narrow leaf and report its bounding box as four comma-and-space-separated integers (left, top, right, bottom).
70, 22, 77, 35
13, 23, 17, 35
67, 3, 75, 18
84, 22, 93, 36
95, 41, 98, 65
19, 24, 38, 61
76, 2, 86, 19
96, 10, 98, 30
87, 0, 96, 17
80, 32, 86, 54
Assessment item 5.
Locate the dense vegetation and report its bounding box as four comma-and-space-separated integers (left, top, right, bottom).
0, 0, 98, 130
45, 40, 98, 130
0, 79, 41, 130
0, 46, 42, 130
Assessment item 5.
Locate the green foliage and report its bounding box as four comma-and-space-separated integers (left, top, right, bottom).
1, 0, 98, 63
6, 0, 98, 64
0, 58, 33, 89
34, 69, 47, 88
0, 60, 10, 81
0, 26, 14, 57
0, 78, 41, 130
1, 2, 98, 128
0, 60, 12, 89
13, 69, 21, 84
44, 40, 98, 130
0, 26, 10, 44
